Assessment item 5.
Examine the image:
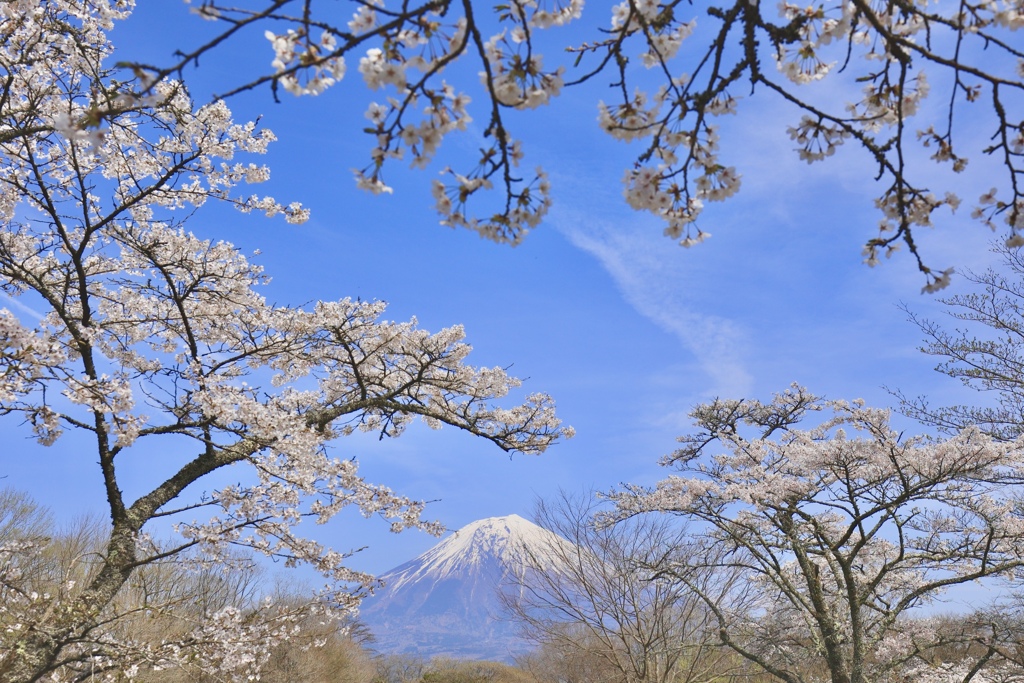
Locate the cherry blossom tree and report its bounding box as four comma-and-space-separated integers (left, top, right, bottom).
0, 3, 571, 681
112, 0, 1024, 289
0, 489, 304, 683
609, 386, 1024, 683
898, 608, 1024, 683
898, 243, 1024, 440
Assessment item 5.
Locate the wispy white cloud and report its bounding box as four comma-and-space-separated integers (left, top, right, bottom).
553, 209, 753, 398
1, 292, 44, 320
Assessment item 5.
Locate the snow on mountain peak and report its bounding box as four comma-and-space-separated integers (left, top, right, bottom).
360, 514, 576, 661
377, 514, 569, 593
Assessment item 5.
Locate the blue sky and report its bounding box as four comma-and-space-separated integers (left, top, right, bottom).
1, 3, 1010, 582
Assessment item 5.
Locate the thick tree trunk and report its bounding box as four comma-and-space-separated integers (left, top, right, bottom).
0, 527, 137, 683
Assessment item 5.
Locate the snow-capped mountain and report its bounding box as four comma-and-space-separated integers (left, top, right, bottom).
359, 514, 568, 662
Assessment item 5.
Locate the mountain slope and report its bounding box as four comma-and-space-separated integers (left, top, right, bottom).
360, 514, 568, 662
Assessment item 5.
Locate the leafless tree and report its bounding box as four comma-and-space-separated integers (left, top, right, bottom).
898, 243, 1024, 440
502, 490, 738, 683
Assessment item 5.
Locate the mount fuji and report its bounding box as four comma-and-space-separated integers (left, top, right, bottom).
359, 514, 568, 662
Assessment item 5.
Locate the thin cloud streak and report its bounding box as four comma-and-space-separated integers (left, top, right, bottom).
1, 292, 44, 320
554, 210, 752, 398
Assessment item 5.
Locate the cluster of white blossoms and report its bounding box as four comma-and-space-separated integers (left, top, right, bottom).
483, 34, 566, 109
515, 0, 584, 29
431, 163, 553, 243
2, 14, 309, 234
849, 72, 931, 132
74, 588, 330, 683
776, 42, 836, 84
787, 116, 851, 162
348, 0, 380, 34
610, 0, 670, 31
0, 540, 44, 636
598, 4, 727, 242
358, 47, 409, 90
271, 0, 579, 244
865, 187, 960, 289
598, 90, 663, 143
904, 661, 1022, 683
362, 81, 472, 181
0, 520, 339, 683
774, 1, 852, 83
617, 122, 739, 245
640, 19, 697, 67
972, 189, 1024, 246
917, 125, 969, 173
0, 310, 66, 404
344, 8, 562, 241
264, 28, 347, 96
